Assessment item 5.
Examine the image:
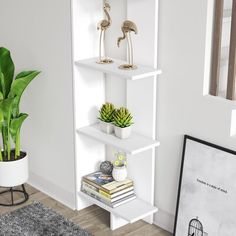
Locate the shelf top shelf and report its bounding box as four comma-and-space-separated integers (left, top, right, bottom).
79, 191, 157, 223
77, 124, 160, 155
75, 58, 162, 80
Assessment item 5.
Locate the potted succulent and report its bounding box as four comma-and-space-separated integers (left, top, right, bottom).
0, 47, 40, 188
98, 102, 115, 134
112, 152, 127, 182
113, 107, 133, 139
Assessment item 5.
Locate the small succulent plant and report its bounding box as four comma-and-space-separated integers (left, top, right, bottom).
98, 102, 115, 123
113, 107, 133, 128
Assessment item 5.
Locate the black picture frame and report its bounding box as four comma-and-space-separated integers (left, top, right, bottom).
174, 135, 236, 236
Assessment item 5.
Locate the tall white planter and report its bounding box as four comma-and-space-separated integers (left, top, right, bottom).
0, 154, 28, 188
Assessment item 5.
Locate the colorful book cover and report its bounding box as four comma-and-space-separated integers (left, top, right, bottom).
83, 171, 114, 187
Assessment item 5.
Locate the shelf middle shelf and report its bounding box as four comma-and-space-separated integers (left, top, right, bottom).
75, 57, 162, 80
77, 124, 160, 155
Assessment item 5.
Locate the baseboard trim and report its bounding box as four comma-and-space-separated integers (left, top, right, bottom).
154, 209, 175, 233
28, 171, 76, 210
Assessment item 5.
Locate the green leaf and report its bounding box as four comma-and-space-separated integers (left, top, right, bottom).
0, 92, 3, 101
98, 103, 115, 122
0, 73, 6, 98
0, 111, 4, 130
8, 70, 40, 117
113, 107, 134, 128
0, 97, 14, 127
0, 97, 14, 160
10, 113, 28, 143
0, 47, 15, 97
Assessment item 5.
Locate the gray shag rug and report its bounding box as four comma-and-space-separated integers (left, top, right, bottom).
0, 202, 93, 236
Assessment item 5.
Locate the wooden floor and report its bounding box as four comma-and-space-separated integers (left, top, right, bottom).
0, 185, 172, 236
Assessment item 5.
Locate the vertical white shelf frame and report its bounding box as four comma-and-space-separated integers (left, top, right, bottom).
71, 0, 160, 230
125, 0, 159, 226
71, 0, 106, 211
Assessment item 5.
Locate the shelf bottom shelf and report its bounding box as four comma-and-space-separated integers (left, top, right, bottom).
78, 191, 158, 223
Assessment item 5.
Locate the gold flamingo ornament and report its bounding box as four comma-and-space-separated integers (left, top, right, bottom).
117, 20, 138, 70
97, 2, 113, 64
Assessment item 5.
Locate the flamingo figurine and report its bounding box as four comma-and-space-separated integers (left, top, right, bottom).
117, 20, 138, 70
96, 2, 113, 64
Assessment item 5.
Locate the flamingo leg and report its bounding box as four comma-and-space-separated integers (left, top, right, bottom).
103, 30, 106, 59
98, 29, 103, 62
127, 32, 134, 66
97, 28, 113, 64
118, 31, 137, 70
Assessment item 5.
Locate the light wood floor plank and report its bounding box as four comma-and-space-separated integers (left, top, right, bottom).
0, 184, 172, 236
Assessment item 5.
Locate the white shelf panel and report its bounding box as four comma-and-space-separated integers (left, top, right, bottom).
77, 124, 160, 155
75, 58, 162, 80
79, 191, 157, 223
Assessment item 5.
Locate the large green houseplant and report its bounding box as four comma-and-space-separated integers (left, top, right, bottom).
0, 47, 40, 189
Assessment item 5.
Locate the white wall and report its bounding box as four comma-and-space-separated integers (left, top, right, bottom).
0, 0, 76, 208
156, 0, 236, 232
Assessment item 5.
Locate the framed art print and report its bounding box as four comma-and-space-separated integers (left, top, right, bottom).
174, 135, 236, 236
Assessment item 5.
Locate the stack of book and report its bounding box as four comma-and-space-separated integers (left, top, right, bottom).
81, 171, 136, 208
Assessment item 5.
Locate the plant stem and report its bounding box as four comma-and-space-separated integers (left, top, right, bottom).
15, 130, 20, 159
2, 127, 7, 160
7, 125, 10, 161
0, 147, 2, 161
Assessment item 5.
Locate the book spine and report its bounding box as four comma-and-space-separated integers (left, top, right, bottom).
81, 188, 136, 209
83, 177, 133, 194
82, 178, 101, 190
82, 178, 111, 194
82, 183, 111, 202
99, 189, 111, 199
82, 181, 99, 192
112, 196, 136, 208
105, 180, 133, 191
111, 186, 134, 198
109, 183, 133, 194
111, 190, 134, 203
81, 189, 112, 207
99, 186, 134, 199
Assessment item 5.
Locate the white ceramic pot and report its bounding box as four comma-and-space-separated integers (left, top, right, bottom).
99, 120, 114, 134
114, 126, 131, 139
0, 154, 28, 187
112, 165, 128, 182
